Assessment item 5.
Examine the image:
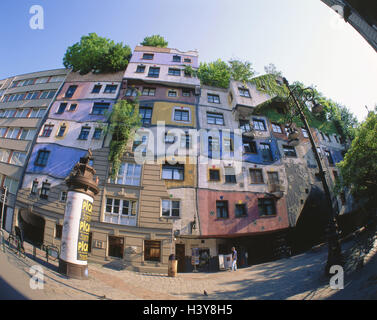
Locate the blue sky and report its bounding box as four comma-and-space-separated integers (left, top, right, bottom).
0, 0, 376, 121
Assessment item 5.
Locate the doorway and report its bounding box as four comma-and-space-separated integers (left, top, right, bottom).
108, 236, 124, 259
175, 243, 185, 272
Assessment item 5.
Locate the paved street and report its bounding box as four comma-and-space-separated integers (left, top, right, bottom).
0, 229, 376, 300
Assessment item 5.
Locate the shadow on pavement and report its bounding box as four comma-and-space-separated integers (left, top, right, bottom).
0, 277, 28, 300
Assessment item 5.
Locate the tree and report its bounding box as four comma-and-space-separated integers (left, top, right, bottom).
107, 100, 141, 179
228, 59, 256, 83
197, 59, 231, 89
63, 33, 132, 74
140, 35, 168, 48
336, 107, 377, 208
264, 63, 283, 77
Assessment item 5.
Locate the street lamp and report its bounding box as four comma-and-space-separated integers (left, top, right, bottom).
282, 77, 343, 275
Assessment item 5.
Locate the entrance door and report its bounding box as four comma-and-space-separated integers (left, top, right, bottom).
175, 244, 185, 273
108, 236, 124, 258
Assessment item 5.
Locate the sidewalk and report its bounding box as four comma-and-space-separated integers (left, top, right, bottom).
1, 228, 376, 300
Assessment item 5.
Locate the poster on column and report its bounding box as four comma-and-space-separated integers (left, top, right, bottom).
77, 199, 93, 261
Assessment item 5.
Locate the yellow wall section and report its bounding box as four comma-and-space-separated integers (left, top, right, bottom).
151, 102, 196, 127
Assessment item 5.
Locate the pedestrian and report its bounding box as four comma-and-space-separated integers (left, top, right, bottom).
231, 247, 237, 271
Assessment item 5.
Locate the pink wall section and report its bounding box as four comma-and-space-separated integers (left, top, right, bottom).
198, 190, 289, 237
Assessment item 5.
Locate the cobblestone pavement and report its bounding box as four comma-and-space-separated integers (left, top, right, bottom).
0, 229, 376, 300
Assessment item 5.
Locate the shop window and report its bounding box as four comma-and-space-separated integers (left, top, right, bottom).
108, 236, 124, 259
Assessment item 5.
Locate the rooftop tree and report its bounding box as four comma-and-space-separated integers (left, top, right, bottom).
63, 33, 132, 74
197, 59, 231, 89
140, 35, 168, 48
228, 59, 256, 83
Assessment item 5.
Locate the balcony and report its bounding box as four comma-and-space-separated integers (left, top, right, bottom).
267, 183, 285, 198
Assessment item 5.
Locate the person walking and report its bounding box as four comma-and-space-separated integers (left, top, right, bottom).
231, 247, 237, 271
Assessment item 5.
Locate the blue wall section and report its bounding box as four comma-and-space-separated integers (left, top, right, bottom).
331, 149, 344, 164
242, 138, 281, 165
26, 143, 88, 179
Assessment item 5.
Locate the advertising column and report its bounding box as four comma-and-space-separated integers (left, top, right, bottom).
58, 151, 99, 280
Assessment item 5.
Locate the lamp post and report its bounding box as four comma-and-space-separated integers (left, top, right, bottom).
282, 77, 343, 275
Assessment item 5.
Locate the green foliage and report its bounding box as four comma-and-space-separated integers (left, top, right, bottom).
336, 107, 377, 206
183, 65, 197, 77
141, 35, 168, 48
264, 63, 283, 77
63, 33, 132, 74
228, 59, 256, 83
106, 100, 141, 179
197, 59, 231, 89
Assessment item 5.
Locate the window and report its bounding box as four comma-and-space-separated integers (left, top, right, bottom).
182, 88, 191, 97
139, 106, 153, 125
184, 58, 191, 63
36, 109, 46, 118
250, 169, 264, 184
20, 109, 30, 118
253, 119, 266, 131
267, 172, 279, 185
10, 152, 27, 166
20, 128, 35, 141
0, 149, 10, 163
235, 204, 247, 217
55, 225, 63, 239
225, 167, 237, 183
31, 180, 38, 194
47, 90, 57, 99
148, 67, 160, 78
68, 104, 77, 112
104, 85, 118, 94
168, 68, 181, 76
168, 90, 178, 97
35, 150, 50, 167
207, 112, 224, 125
93, 128, 102, 140
144, 240, 161, 262
208, 136, 220, 155
3, 177, 19, 195
209, 169, 220, 181
283, 145, 297, 157
92, 85, 102, 93
6, 128, 20, 139
105, 198, 138, 226
78, 127, 91, 140
111, 163, 142, 186
325, 150, 334, 166
216, 201, 229, 218
164, 133, 176, 144
242, 137, 257, 153
325, 134, 332, 142
40, 181, 51, 199
35, 77, 49, 84
240, 120, 252, 133
60, 191, 67, 202
57, 103, 67, 114
0, 127, 7, 137
41, 124, 54, 137
222, 135, 234, 150
181, 134, 191, 149
172, 55, 181, 62
258, 198, 276, 216
65, 85, 77, 98
125, 87, 139, 97
57, 125, 66, 137
142, 87, 156, 96
132, 134, 148, 152
208, 94, 220, 104
162, 164, 184, 180
49, 76, 65, 83
142, 53, 154, 60
174, 109, 189, 122
301, 128, 309, 138
39, 91, 49, 99
136, 65, 146, 73
238, 88, 250, 97
92, 102, 110, 115
260, 143, 273, 161
162, 200, 180, 217
272, 123, 283, 133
